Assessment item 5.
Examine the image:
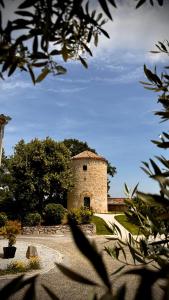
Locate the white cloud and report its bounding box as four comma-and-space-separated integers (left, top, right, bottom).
53, 77, 90, 84
0, 80, 31, 91
45, 87, 86, 93
92, 2, 169, 64
112, 66, 143, 83
91, 66, 143, 84
5, 125, 18, 133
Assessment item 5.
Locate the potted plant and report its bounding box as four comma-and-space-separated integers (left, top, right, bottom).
0, 220, 21, 258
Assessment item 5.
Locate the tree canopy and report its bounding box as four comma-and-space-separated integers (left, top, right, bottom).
0, 0, 164, 83
0, 137, 116, 217
2, 138, 72, 218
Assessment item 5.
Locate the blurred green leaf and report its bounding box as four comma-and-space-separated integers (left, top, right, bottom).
110, 265, 125, 276
0, 0, 4, 8
56, 263, 100, 286
98, 0, 112, 20
158, 0, 163, 5
55, 65, 67, 75
100, 292, 113, 300
70, 223, 111, 290
158, 41, 167, 52
124, 183, 129, 194
23, 276, 37, 300
35, 68, 50, 83
50, 50, 61, 56
137, 191, 169, 207
150, 159, 161, 175
28, 65, 35, 84
0, 275, 24, 299
131, 183, 139, 198
15, 11, 34, 17
8, 61, 18, 77
79, 56, 88, 69
136, 0, 146, 9
2, 60, 11, 73
42, 285, 60, 300
112, 223, 122, 239
33, 35, 38, 54
19, 0, 38, 9
82, 43, 93, 56
114, 284, 126, 300
107, 0, 116, 8
99, 27, 110, 38
94, 33, 99, 47
144, 65, 162, 85
32, 62, 48, 67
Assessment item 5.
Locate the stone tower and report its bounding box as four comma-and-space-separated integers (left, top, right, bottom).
67, 150, 107, 213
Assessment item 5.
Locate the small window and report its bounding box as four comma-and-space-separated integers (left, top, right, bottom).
83, 165, 87, 171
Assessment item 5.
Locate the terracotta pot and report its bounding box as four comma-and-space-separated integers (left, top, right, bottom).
3, 246, 16, 258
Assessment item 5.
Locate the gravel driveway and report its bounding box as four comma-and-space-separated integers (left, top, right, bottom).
0, 234, 163, 300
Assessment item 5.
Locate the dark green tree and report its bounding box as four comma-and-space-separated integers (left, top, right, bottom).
0, 150, 16, 218
5, 138, 72, 218
63, 138, 96, 157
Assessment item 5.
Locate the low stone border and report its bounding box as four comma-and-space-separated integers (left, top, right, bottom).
22, 223, 96, 235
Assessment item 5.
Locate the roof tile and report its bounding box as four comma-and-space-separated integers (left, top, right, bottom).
71, 150, 106, 162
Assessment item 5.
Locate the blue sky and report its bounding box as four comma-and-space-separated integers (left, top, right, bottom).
1, 1, 169, 197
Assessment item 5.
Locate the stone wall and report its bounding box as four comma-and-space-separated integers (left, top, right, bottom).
68, 158, 107, 212
22, 223, 96, 236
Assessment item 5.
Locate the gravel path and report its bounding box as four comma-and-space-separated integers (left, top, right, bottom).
0, 234, 163, 300
95, 213, 130, 240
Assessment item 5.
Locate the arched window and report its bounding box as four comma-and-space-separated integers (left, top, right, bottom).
84, 197, 90, 208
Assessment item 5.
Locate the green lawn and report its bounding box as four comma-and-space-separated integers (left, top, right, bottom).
91, 216, 113, 235
114, 214, 141, 235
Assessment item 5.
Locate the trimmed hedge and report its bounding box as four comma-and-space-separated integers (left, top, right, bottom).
24, 213, 42, 226
44, 203, 66, 225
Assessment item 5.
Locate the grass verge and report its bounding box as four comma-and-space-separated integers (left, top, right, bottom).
114, 214, 141, 235
92, 216, 113, 235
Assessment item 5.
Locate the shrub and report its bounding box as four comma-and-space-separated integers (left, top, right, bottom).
28, 256, 41, 270
66, 208, 81, 225
79, 207, 93, 224
66, 207, 93, 225
0, 212, 8, 227
24, 213, 41, 226
43, 203, 66, 225
7, 260, 27, 273
6, 257, 41, 274
0, 220, 21, 246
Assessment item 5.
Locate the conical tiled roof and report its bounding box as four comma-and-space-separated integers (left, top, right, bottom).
71, 150, 107, 162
